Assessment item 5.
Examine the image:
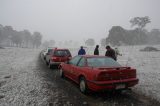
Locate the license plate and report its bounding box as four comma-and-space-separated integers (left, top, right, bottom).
116, 84, 125, 89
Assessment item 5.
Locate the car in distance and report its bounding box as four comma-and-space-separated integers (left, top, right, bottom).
59, 55, 139, 94
46, 48, 72, 68
42, 47, 55, 60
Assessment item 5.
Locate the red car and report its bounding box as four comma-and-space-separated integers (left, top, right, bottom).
59, 55, 139, 94
45, 48, 72, 68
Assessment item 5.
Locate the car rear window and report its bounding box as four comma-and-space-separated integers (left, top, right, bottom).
87, 57, 121, 67
53, 50, 71, 57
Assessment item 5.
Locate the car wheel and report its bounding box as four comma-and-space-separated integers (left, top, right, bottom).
79, 77, 88, 94
44, 56, 46, 60
116, 89, 123, 94
60, 68, 64, 78
46, 61, 49, 65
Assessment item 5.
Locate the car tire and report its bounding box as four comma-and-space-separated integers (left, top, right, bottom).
60, 68, 64, 78
116, 89, 123, 94
79, 77, 88, 94
44, 56, 46, 60
46, 61, 49, 66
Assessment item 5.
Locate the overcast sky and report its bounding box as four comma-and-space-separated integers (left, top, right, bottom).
0, 0, 160, 43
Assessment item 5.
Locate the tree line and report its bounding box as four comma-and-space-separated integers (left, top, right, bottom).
0, 24, 42, 48
77, 16, 159, 47
106, 16, 160, 46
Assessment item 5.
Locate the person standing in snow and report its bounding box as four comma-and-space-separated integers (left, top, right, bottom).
105, 45, 116, 61
78, 46, 86, 55
114, 47, 122, 61
94, 45, 99, 55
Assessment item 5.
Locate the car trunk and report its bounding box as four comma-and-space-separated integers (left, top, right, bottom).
96, 67, 136, 81
51, 56, 70, 62
51, 50, 71, 62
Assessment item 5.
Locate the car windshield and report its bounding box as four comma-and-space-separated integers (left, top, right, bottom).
54, 50, 71, 57
87, 57, 121, 67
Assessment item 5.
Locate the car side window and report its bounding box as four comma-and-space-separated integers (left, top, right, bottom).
78, 58, 86, 67
69, 56, 81, 66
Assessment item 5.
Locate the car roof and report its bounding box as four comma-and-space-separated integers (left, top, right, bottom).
80, 55, 108, 58
53, 48, 69, 51
46, 47, 56, 49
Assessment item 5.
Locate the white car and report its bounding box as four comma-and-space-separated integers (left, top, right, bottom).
42, 47, 55, 60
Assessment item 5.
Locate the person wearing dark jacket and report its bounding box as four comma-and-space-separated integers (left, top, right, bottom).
94, 45, 99, 55
78, 46, 86, 55
105, 45, 116, 61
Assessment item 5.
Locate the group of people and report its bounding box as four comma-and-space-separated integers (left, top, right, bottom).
78, 45, 122, 61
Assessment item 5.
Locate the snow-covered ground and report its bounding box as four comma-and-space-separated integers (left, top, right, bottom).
69, 45, 160, 102
0, 45, 160, 105
0, 47, 49, 106
0, 47, 90, 106
119, 45, 160, 102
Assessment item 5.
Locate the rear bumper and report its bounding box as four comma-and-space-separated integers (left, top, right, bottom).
50, 61, 61, 65
87, 78, 139, 91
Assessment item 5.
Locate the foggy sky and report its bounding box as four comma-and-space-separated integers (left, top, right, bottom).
0, 0, 160, 43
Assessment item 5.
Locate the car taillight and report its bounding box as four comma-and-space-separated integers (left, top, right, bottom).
95, 73, 110, 81
132, 69, 137, 78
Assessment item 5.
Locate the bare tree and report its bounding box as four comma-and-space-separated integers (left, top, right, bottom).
0, 24, 4, 44
0, 24, 43, 48
11, 30, 23, 47
22, 30, 32, 48
130, 16, 151, 29
32, 32, 42, 48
